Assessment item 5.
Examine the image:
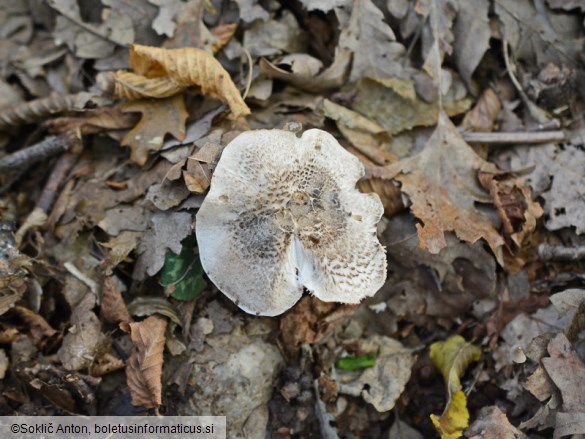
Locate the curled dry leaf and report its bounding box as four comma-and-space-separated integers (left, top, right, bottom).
479, 172, 543, 248
113, 44, 250, 119
372, 112, 504, 260
123, 315, 167, 410
258, 48, 352, 93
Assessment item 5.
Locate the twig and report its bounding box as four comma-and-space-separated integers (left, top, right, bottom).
0, 135, 69, 172
463, 131, 565, 145
36, 152, 79, 213
538, 243, 585, 262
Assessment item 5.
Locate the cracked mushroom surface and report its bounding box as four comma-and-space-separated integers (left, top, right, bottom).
196, 128, 387, 316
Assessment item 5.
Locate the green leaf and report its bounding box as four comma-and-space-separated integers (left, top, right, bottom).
336, 352, 377, 371
160, 234, 207, 301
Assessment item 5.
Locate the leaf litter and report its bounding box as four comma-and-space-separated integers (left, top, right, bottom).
1, 0, 585, 438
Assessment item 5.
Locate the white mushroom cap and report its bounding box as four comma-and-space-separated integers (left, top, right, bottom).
196, 128, 387, 316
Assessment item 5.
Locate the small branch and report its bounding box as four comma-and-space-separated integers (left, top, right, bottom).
463, 131, 565, 145
36, 152, 79, 213
538, 243, 585, 262
0, 135, 69, 172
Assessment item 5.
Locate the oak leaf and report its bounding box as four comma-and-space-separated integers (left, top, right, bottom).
114, 44, 250, 118
123, 315, 167, 410
121, 94, 188, 166
372, 112, 504, 260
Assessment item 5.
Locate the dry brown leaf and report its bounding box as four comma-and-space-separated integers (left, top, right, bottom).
542, 333, 585, 413
210, 22, 238, 53
100, 276, 132, 325
358, 178, 404, 218
58, 293, 105, 371
121, 95, 188, 166
258, 48, 352, 93
114, 44, 250, 118
461, 88, 501, 133
372, 112, 504, 260
279, 296, 356, 359
124, 315, 167, 410
479, 173, 543, 248
46, 107, 138, 137
465, 406, 528, 439
13, 306, 56, 342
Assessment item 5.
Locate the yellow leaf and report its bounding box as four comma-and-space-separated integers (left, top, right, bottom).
429, 335, 481, 439
121, 95, 188, 166
113, 44, 250, 119
430, 390, 470, 439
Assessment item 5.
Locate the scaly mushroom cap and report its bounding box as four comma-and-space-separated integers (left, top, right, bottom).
196, 128, 387, 316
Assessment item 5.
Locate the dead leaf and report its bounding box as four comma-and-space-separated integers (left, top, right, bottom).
495, 0, 582, 67
133, 211, 193, 280
542, 333, 585, 413
453, 0, 491, 89
13, 306, 56, 342
540, 144, 585, 234
100, 231, 143, 276
114, 44, 250, 118
50, 0, 134, 59
58, 293, 105, 371
353, 77, 472, 135
461, 88, 501, 133
122, 95, 188, 166
336, 335, 415, 412
430, 335, 481, 439
124, 315, 167, 409
279, 296, 355, 359
259, 48, 352, 93
465, 405, 528, 439
372, 112, 504, 259
243, 11, 308, 57
478, 173, 543, 248
100, 276, 132, 325
46, 107, 138, 137
339, 0, 405, 82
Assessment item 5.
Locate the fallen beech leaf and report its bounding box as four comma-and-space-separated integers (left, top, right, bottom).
124, 315, 167, 409
100, 276, 132, 325
258, 48, 351, 93
114, 44, 250, 118
429, 335, 481, 439
372, 112, 504, 259
122, 95, 188, 166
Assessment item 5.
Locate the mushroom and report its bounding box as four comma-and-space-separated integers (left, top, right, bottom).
196, 128, 387, 316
